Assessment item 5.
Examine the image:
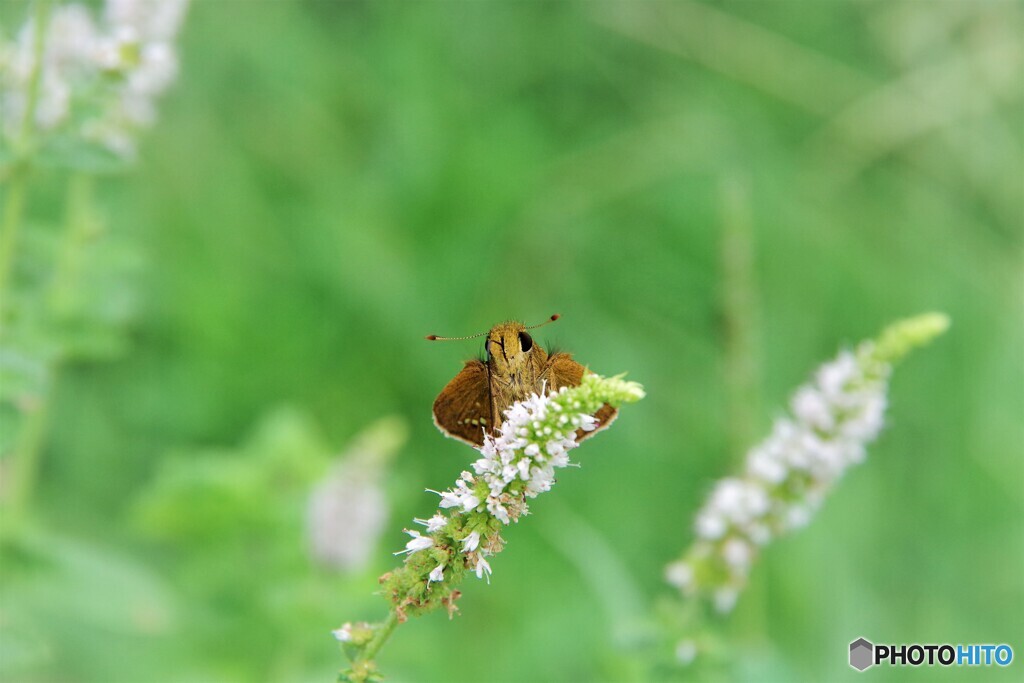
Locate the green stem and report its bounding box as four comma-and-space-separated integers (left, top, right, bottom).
718, 175, 770, 648
49, 174, 94, 314
362, 611, 400, 663
4, 172, 94, 536
0, 178, 29, 311
348, 611, 400, 682
0, 0, 51, 312
4, 376, 53, 535
719, 175, 762, 462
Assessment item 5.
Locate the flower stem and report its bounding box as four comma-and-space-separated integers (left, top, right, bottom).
717, 174, 769, 647
49, 174, 95, 313
0, 0, 51, 311
719, 174, 763, 462
363, 610, 400, 662
346, 611, 400, 683
0, 178, 29, 311
4, 375, 53, 535
4, 172, 94, 536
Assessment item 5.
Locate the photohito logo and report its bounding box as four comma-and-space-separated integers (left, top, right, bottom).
849, 638, 1013, 671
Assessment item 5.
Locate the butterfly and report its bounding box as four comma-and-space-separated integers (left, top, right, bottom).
428, 315, 617, 446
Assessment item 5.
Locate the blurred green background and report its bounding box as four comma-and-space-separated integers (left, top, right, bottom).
1, 1, 1022, 681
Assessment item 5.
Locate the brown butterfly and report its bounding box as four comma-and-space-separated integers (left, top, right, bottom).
427, 315, 618, 446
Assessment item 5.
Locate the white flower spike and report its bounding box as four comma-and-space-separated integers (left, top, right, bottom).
663, 313, 949, 667
1, 0, 191, 160
390, 374, 643, 594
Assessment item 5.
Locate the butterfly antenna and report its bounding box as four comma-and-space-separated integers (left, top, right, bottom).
526, 313, 560, 330
425, 328, 489, 341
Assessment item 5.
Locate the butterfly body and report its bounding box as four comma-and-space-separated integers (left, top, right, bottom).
431, 320, 617, 446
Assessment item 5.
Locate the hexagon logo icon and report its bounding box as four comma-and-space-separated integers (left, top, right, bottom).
850, 637, 874, 671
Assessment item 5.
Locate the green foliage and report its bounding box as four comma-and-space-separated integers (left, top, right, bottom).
0, 528, 178, 682
130, 408, 382, 681
135, 408, 330, 543
1, 1, 1021, 682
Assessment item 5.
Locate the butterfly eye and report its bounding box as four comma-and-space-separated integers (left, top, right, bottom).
518, 331, 533, 352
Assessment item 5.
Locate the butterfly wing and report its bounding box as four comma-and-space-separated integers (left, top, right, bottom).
544, 353, 619, 441
432, 360, 493, 447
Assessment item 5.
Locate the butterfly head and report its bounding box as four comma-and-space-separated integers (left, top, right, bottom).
426, 314, 559, 377
485, 322, 538, 374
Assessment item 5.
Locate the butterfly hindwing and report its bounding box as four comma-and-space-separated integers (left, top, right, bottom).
432, 360, 492, 446
544, 352, 619, 441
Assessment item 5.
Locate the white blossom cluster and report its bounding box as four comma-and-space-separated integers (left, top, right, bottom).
450, 388, 599, 523
666, 343, 891, 614
396, 374, 644, 584
658, 313, 949, 668
0, 0, 189, 159
307, 417, 405, 574
307, 452, 390, 574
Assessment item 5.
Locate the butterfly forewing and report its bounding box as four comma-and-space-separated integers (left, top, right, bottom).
432, 360, 492, 446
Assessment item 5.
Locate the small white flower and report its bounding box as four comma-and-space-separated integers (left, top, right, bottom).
840, 393, 886, 441
713, 587, 739, 614
577, 414, 598, 431
128, 42, 178, 97
546, 440, 567, 458
746, 446, 787, 483
332, 623, 353, 642
487, 498, 510, 524
93, 24, 137, 71
722, 537, 753, 570
705, 478, 770, 529
675, 640, 698, 666
791, 386, 834, 431
664, 561, 693, 589
530, 464, 557, 495
816, 351, 858, 398
516, 458, 531, 480
461, 531, 481, 553
427, 488, 462, 509
414, 514, 447, 533
433, 478, 482, 512
428, 563, 445, 583
393, 529, 433, 556
474, 556, 492, 583
106, 0, 190, 42
784, 505, 812, 530
695, 511, 726, 540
